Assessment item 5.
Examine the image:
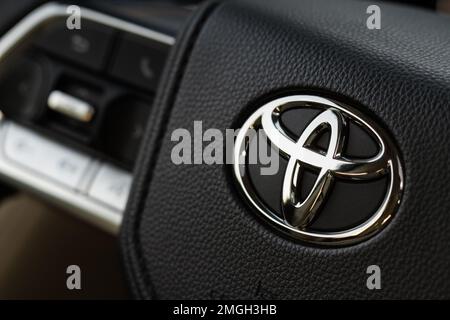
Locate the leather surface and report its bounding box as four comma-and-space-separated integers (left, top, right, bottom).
121, 0, 450, 299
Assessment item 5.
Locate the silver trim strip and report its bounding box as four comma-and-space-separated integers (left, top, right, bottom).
0, 2, 175, 62
0, 3, 175, 234
0, 121, 122, 234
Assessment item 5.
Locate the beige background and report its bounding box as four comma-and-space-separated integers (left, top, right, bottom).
0, 193, 130, 299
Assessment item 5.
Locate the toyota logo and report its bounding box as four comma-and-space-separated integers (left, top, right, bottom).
233, 95, 403, 246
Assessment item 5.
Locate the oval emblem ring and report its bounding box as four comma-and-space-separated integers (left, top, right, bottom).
233, 95, 403, 246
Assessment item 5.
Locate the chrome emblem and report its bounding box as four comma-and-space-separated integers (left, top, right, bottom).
233, 95, 403, 246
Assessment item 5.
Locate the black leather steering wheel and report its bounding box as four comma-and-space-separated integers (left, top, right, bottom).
0, 0, 448, 299
118, 0, 450, 299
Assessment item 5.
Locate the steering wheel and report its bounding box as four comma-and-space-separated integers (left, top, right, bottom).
1, 0, 449, 299
122, 0, 450, 299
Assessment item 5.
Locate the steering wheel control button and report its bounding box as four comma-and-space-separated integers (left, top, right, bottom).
233, 95, 403, 246
101, 96, 151, 165
48, 90, 95, 122
36, 19, 115, 71
110, 34, 169, 91
4, 124, 91, 189
88, 165, 132, 211
0, 3, 176, 233
0, 56, 45, 120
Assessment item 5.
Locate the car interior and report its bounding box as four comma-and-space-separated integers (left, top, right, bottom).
0, 0, 448, 301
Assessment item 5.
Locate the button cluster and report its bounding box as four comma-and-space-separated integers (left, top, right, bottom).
3, 123, 132, 211
36, 19, 169, 91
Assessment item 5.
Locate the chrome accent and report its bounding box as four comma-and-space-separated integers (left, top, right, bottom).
0, 3, 175, 234
233, 95, 403, 246
48, 90, 95, 122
